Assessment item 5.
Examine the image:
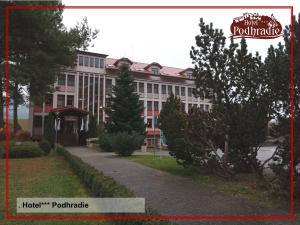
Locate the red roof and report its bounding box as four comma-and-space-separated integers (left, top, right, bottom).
106, 57, 193, 80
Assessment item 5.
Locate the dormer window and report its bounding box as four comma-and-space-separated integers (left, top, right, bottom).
114, 57, 133, 68
151, 67, 159, 75
187, 72, 193, 79
144, 62, 162, 75
179, 68, 194, 79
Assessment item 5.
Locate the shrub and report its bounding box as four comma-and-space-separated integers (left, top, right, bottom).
2, 142, 44, 158
98, 133, 114, 152
112, 132, 144, 156
15, 130, 31, 141
0, 129, 5, 141
39, 139, 52, 155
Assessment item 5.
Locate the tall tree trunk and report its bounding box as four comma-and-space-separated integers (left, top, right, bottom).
13, 82, 19, 134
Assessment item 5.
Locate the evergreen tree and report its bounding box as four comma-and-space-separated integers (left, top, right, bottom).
44, 112, 55, 146
190, 18, 274, 182
103, 64, 145, 156
157, 93, 186, 151
0, 1, 98, 133
87, 115, 98, 138
105, 64, 145, 136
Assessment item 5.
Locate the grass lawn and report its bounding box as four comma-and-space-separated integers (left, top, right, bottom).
0, 153, 109, 225
127, 155, 288, 210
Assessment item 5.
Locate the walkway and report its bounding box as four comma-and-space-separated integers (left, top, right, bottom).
66, 147, 296, 225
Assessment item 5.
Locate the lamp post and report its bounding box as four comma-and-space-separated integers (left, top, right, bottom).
54, 112, 60, 151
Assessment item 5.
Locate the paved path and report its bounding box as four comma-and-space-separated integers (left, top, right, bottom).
66, 147, 297, 225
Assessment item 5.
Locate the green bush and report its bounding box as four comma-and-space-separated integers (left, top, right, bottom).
98, 133, 114, 152
39, 139, 52, 155
112, 132, 144, 156
1, 142, 44, 158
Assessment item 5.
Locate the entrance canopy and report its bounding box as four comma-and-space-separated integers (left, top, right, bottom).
50, 106, 89, 117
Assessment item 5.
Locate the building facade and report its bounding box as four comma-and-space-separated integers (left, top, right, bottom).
29, 51, 212, 147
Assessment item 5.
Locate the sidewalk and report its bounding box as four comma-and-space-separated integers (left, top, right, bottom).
66, 147, 296, 225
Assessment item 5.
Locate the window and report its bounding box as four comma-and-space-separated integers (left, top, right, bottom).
154, 101, 159, 111
139, 82, 144, 93
106, 79, 112, 95
79, 56, 83, 66
175, 86, 180, 96
67, 95, 74, 106
200, 104, 204, 110
188, 88, 192, 97
192, 88, 196, 97
161, 85, 166, 94
57, 95, 65, 107
147, 118, 153, 128
151, 67, 159, 75
89, 57, 95, 67
67, 75, 75, 87
187, 72, 193, 79
45, 94, 53, 105
100, 59, 104, 68
181, 103, 185, 110
205, 104, 210, 111
154, 84, 159, 94
95, 58, 100, 68
84, 56, 89, 66
147, 101, 152, 111
147, 83, 152, 93
162, 102, 166, 108
181, 87, 185, 96
57, 74, 65, 86
167, 85, 172, 95
33, 116, 42, 128
133, 82, 137, 92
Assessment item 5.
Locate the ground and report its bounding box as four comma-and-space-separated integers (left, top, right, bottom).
67, 147, 298, 225
0, 153, 108, 225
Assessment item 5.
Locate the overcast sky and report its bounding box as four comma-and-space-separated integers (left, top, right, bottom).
62, 0, 299, 69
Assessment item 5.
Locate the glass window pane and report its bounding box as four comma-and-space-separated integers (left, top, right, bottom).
84, 56, 89, 66
90, 57, 94, 67
95, 58, 100, 68
79, 56, 83, 66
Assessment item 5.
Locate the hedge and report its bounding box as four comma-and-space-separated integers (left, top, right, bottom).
0, 141, 44, 158
56, 145, 176, 225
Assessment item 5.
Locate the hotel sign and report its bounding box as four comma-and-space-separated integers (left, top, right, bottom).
230, 13, 283, 39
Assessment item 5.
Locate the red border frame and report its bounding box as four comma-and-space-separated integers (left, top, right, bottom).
4, 5, 295, 221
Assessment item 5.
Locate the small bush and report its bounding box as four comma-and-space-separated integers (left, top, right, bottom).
0, 130, 5, 141
98, 133, 114, 152
2, 142, 44, 158
112, 132, 144, 156
39, 139, 52, 155
15, 130, 31, 141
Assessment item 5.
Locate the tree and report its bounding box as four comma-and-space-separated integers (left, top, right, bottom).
87, 115, 98, 138
190, 18, 274, 182
104, 64, 145, 156
268, 14, 300, 199
157, 93, 186, 153
0, 1, 98, 133
44, 112, 55, 146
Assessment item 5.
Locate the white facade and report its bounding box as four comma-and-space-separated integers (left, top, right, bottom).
29, 51, 212, 147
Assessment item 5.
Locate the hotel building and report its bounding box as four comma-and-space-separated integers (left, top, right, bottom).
29, 51, 212, 147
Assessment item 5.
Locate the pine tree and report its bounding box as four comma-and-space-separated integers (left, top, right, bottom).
105, 64, 145, 136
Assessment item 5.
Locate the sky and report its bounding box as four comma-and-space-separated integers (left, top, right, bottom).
13, 0, 300, 119
61, 0, 299, 69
